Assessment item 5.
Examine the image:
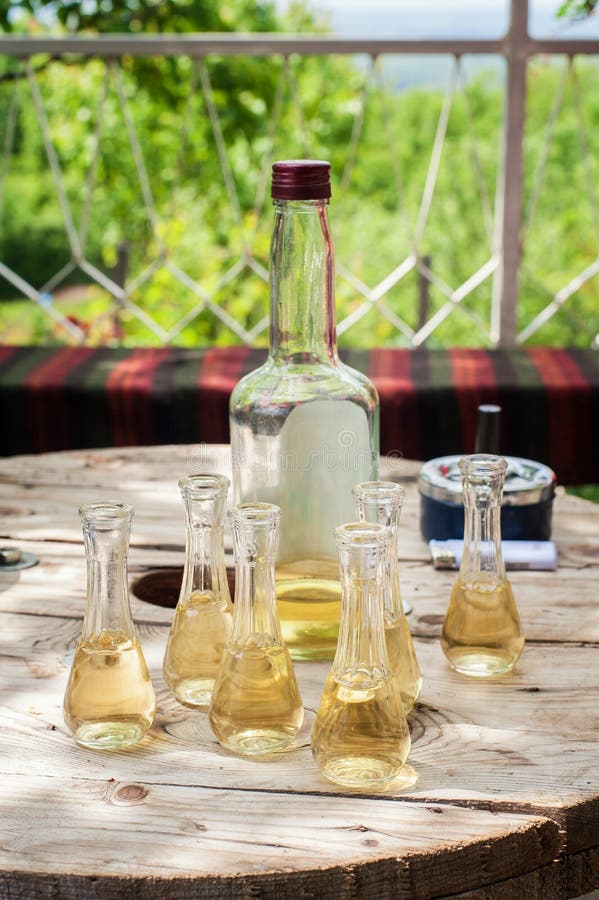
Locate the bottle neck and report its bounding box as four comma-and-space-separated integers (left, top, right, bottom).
269, 199, 336, 364
82, 523, 134, 641
231, 518, 281, 644
333, 540, 390, 680
460, 479, 506, 585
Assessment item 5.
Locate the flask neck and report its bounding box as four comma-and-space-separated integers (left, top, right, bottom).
333, 525, 390, 679
460, 473, 506, 585
373, 516, 402, 623
231, 505, 282, 644
269, 199, 336, 364
353, 482, 404, 623
181, 496, 229, 602
80, 505, 134, 641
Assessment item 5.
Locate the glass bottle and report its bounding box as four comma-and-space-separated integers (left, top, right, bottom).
441, 455, 525, 677
209, 502, 304, 756
353, 481, 422, 714
311, 523, 410, 789
230, 160, 379, 662
64, 502, 155, 750
163, 474, 233, 707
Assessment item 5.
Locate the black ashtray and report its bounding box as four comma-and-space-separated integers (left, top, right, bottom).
418, 455, 556, 541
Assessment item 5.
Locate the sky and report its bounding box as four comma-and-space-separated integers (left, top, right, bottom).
274, 0, 599, 39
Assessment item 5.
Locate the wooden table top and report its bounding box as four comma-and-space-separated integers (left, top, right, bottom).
1, 444, 598, 900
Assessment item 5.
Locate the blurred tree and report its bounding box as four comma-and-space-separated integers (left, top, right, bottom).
558, 1, 597, 17
2, 0, 598, 348
0, 0, 364, 347
0, 0, 281, 34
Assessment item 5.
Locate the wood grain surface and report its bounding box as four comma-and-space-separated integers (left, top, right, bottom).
0, 445, 598, 900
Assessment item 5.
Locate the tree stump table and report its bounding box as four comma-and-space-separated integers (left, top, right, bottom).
1, 445, 598, 899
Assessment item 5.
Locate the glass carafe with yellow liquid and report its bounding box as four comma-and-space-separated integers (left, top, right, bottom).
229, 161, 379, 661
64, 502, 155, 750
311, 523, 410, 789
353, 481, 422, 714
441, 455, 525, 677
209, 503, 304, 756
163, 474, 233, 707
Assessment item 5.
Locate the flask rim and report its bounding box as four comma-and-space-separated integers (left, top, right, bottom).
79, 500, 133, 523
353, 480, 405, 506
458, 454, 508, 478
230, 502, 281, 526
335, 521, 391, 548
179, 473, 230, 499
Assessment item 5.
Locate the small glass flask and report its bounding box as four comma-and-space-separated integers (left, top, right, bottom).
441, 455, 525, 677
209, 503, 304, 756
353, 481, 422, 714
311, 523, 411, 789
64, 502, 155, 750
163, 474, 233, 707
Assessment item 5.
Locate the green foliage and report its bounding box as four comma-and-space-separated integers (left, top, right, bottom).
1, 0, 281, 35
557, 0, 597, 19
1, 2, 598, 348
566, 484, 599, 503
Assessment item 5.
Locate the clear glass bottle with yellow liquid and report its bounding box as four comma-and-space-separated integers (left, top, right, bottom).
353, 481, 422, 714
163, 474, 233, 707
311, 522, 410, 789
441, 455, 525, 677
209, 502, 304, 756
64, 501, 155, 750
229, 160, 379, 661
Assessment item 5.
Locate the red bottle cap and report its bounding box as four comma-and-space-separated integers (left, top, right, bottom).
271, 159, 331, 200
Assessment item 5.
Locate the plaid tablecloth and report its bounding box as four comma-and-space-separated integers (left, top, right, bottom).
1, 345, 597, 484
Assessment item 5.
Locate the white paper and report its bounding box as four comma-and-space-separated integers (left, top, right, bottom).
429, 539, 558, 571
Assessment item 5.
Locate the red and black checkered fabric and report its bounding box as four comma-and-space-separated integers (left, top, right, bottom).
1, 345, 597, 484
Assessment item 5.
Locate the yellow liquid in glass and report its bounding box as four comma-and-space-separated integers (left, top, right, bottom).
384, 619, 422, 714
163, 590, 232, 707
311, 672, 411, 789
209, 639, 304, 756
275, 558, 341, 661
64, 630, 155, 750
441, 579, 524, 677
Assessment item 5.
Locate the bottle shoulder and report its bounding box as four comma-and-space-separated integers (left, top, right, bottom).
230, 356, 378, 412
229, 361, 271, 403
338, 359, 380, 407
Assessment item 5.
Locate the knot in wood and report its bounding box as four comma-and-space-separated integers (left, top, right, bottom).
114, 783, 148, 804
419, 614, 444, 626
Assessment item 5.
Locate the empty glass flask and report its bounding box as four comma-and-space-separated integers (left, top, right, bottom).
441, 455, 525, 677
209, 503, 304, 756
230, 160, 379, 661
163, 474, 233, 707
311, 522, 410, 789
353, 481, 422, 714
64, 502, 155, 750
